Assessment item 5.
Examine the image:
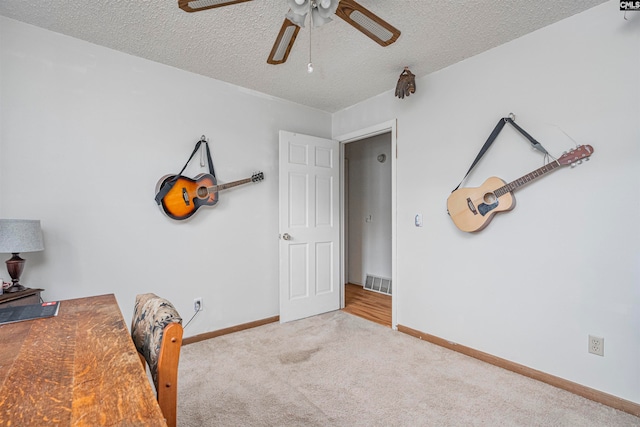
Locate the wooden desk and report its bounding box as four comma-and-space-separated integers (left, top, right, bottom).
0, 294, 167, 426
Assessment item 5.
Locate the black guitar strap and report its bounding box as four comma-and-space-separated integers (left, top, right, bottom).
451, 115, 549, 193
154, 136, 216, 205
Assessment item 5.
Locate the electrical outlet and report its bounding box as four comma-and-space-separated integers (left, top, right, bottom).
588, 335, 604, 356
193, 297, 203, 312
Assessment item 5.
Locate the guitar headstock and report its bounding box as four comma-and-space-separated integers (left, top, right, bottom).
558, 145, 594, 167
252, 172, 264, 182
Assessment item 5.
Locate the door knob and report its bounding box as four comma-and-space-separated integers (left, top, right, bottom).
282, 233, 292, 240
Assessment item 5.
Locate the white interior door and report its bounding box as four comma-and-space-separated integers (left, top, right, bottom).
279, 131, 340, 323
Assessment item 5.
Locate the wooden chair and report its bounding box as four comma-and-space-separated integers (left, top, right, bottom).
131, 293, 183, 427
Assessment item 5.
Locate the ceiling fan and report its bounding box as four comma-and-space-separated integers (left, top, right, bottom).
177, 0, 401, 65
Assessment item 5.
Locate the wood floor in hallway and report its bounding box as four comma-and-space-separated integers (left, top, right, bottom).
342, 283, 391, 328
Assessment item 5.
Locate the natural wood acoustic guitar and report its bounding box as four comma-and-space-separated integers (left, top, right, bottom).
157, 172, 264, 220
447, 145, 593, 232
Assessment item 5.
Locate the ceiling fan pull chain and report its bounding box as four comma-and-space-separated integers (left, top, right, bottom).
307, 1, 314, 73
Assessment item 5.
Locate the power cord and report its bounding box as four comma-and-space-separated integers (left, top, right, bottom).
183, 309, 200, 330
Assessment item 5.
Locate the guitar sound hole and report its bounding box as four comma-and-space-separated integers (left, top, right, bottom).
197, 187, 208, 198
483, 192, 497, 204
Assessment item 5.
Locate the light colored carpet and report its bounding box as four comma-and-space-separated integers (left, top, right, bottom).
178, 311, 638, 426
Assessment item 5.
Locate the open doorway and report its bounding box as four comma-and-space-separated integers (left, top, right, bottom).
342, 132, 392, 327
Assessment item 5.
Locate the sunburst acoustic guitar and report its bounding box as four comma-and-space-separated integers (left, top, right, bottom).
447, 145, 593, 232
157, 172, 264, 220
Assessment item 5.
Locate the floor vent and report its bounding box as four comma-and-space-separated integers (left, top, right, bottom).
364, 274, 392, 295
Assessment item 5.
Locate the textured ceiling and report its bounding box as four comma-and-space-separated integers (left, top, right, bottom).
0, 0, 606, 113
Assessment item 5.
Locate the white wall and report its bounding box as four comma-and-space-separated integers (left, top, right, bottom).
333, 1, 639, 404
346, 134, 392, 285
0, 17, 331, 336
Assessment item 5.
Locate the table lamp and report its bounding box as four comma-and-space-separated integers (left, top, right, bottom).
0, 219, 44, 293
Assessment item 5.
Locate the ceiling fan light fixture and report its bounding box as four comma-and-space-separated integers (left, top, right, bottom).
178, 0, 251, 13
319, 0, 339, 17
178, 0, 401, 68
264, 0, 399, 66
288, 0, 310, 16
311, 9, 333, 27
287, 0, 338, 26
285, 10, 307, 27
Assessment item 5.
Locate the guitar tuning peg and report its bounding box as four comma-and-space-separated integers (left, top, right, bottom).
571, 163, 576, 168
577, 160, 583, 165
563, 151, 568, 155
585, 157, 590, 161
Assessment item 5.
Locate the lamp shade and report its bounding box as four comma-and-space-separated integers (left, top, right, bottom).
0, 219, 44, 253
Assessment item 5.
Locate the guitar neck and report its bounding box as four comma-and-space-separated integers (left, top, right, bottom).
494, 161, 561, 197
209, 177, 253, 193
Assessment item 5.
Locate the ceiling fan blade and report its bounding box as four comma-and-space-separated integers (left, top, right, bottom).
178, 0, 252, 13
267, 18, 301, 65
335, 0, 400, 47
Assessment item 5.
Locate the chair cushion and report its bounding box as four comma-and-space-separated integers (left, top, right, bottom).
131, 293, 182, 390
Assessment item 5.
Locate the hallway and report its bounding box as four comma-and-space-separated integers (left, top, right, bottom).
342, 283, 391, 327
